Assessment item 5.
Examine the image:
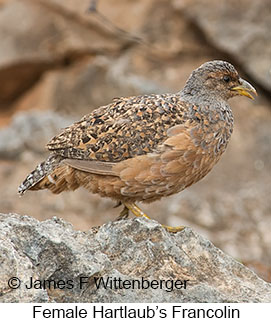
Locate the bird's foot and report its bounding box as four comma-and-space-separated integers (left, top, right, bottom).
162, 225, 185, 233
116, 205, 130, 220
123, 202, 185, 233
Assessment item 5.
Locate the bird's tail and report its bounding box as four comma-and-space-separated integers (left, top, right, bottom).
18, 154, 64, 196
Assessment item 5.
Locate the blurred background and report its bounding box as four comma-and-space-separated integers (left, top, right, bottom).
0, 0, 270, 281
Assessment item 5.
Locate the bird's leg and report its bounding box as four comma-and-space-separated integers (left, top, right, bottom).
123, 202, 151, 220
116, 205, 130, 220
123, 202, 185, 233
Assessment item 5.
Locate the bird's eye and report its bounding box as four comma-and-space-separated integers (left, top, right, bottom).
223, 75, 231, 83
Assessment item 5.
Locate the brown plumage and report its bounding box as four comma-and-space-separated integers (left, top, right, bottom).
18, 60, 257, 231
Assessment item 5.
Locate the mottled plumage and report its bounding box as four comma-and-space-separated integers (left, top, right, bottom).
46, 94, 189, 162
18, 61, 257, 231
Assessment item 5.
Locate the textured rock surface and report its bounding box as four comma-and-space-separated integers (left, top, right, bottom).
0, 213, 270, 302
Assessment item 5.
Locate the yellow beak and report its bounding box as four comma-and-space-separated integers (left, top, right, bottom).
231, 78, 257, 100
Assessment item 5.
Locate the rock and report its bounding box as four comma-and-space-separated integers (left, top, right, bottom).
174, 0, 271, 93
0, 111, 73, 158
0, 0, 125, 106
0, 213, 270, 302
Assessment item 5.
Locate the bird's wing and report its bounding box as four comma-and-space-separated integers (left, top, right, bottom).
62, 158, 118, 176
47, 94, 188, 161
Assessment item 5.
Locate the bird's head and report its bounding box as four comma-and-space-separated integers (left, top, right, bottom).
181, 60, 257, 103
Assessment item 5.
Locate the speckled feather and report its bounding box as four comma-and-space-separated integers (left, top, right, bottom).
18, 60, 255, 204
46, 94, 190, 162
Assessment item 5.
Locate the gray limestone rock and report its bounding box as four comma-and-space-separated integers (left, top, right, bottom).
0, 213, 270, 302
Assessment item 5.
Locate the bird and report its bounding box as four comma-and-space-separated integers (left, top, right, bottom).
18, 60, 257, 232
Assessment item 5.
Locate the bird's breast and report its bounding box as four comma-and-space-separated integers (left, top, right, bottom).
186, 104, 234, 155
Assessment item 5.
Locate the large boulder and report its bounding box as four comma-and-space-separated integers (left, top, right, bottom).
0, 213, 270, 302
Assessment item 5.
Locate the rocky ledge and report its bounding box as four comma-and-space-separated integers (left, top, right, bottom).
0, 213, 270, 302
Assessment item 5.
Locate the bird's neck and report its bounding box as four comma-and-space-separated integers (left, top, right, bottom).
178, 88, 234, 124
179, 88, 225, 106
